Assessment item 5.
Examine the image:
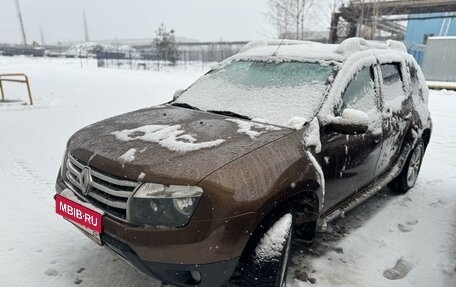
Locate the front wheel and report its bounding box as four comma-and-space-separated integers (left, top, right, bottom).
230, 211, 295, 287
389, 139, 425, 193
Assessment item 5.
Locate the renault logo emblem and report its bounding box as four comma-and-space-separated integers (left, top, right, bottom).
79, 167, 92, 195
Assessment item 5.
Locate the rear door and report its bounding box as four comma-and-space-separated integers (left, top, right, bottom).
320, 65, 383, 213
374, 63, 413, 177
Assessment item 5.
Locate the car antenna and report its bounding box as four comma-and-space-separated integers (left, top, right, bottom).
272, 38, 285, 57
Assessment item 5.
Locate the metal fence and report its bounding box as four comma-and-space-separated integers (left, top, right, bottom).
95, 44, 244, 71
96, 50, 165, 71
0, 41, 247, 71
0, 45, 45, 57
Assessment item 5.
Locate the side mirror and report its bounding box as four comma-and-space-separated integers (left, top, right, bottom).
173, 89, 185, 101
327, 109, 369, 134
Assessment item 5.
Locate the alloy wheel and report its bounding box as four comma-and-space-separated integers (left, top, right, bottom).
406, 145, 423, 187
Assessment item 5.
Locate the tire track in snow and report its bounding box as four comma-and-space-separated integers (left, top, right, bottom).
1, 139, 54, 193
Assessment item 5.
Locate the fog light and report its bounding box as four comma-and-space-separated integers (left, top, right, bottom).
190, 270, 201, 282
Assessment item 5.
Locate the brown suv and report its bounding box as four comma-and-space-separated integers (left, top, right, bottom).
55, 38, 432, 287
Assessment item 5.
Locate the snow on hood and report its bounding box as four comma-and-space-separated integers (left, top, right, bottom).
111, 124, 226, 152
67, 105, 294, 184
225, 118, 282, 139
118, 148, 137, 165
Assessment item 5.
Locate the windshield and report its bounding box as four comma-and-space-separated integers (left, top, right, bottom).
175, 60, 334, 127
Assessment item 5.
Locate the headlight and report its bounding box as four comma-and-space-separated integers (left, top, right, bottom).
128, 183, 203, 227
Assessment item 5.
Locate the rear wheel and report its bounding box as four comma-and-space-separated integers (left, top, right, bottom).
230, 211, 295, 287
389, 139, 425, 193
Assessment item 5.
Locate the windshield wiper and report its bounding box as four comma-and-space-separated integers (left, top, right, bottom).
207, 110, 251, 120
171, 104, 250, 120
171, 102, 200, 110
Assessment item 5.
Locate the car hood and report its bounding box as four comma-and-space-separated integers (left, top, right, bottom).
67, 105, 294, 185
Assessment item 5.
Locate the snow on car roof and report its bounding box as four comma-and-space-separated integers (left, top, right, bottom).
233, 37, 407, 63
234, 41, 343, 62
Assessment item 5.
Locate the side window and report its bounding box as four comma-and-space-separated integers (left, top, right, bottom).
340, 66, 378, 118
380, 64, 405, 102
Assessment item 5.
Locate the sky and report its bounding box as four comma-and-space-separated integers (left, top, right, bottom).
0, 0, 275, 44
0, 0, 340, 45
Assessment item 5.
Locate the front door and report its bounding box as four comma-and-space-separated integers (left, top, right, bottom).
320, 65, 383, 213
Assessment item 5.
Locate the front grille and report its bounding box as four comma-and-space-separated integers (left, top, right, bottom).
64, 153, 139, 221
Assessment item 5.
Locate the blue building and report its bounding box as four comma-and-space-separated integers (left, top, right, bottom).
404, 12, 456, 65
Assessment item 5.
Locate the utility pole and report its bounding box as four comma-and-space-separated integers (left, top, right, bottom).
356, 0, 365, 37
329, 12, 340, 44
371, 0, 379, 40
329, 0, 341, 43
40, 26, 45, 46
15, 0, 27, 46
83, 9, 90, 42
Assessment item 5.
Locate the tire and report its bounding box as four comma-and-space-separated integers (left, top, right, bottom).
229, 211, 295, 287
388, 139, 425, 194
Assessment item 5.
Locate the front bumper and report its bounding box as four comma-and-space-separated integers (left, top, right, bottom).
55, 176, 254, 287
102, 232, 239, 287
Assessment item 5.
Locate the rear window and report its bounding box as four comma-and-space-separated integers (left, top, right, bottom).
380, 64, 405, 102
409, 64, 424, 101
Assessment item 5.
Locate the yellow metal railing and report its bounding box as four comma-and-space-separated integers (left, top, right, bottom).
0, 73, 33, 105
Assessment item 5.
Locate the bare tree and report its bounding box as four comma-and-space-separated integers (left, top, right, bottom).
265, 0, 317, 39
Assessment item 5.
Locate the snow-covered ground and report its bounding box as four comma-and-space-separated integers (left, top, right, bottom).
0, 57, 454, 287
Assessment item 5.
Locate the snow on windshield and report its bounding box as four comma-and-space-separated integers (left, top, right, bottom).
175, 60, 333, 127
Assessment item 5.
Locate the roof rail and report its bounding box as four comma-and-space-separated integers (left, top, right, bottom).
240, 39, 311, 53
336, 37, 407, 57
